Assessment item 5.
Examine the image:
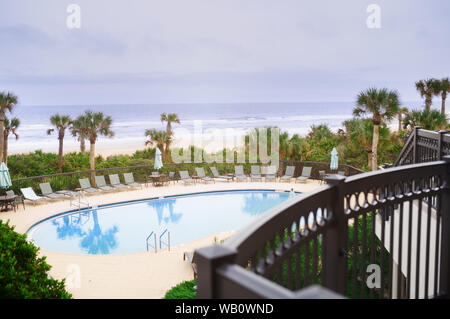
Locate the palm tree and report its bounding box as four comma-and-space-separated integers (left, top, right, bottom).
437, 77, 450, 115
415, 78, 440, 110
353, 88, 400, 170
0, 92, 18, 162
397, 107, 408, 132
70, 114, 89, 152
145, 129, 167, 152
47, 114, 72, 172
3, 117, 20, 164
84, 111, 114, 180
160, 113, 180, 161
402, 109, 448, 131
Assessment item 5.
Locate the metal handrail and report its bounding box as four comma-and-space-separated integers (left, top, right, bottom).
146, 231, 157, 252
159, 229, 171, 251
69, 193, 89, 211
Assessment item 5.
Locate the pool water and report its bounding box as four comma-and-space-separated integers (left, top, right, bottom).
27, 190, 296, 255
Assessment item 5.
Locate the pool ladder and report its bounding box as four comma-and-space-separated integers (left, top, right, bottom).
146, 229, 170, 252
70, 194, 90, 211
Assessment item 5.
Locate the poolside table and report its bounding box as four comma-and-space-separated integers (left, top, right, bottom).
149, 174, 167, 187
0, 195, 17, 212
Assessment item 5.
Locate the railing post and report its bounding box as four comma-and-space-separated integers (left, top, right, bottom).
194, 245, 237, 298
438, 130, 449, 160
439, 156, 450, 297
323, 174, 347, 295
413, 126, 420, 164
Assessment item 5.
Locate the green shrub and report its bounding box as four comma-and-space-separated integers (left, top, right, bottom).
163, 280, 196, 299
0, 220, 72, 299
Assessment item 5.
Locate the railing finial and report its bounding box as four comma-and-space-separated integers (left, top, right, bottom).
325, 174, 346, 186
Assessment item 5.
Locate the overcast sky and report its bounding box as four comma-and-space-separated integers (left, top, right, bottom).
0, 0, 449, 105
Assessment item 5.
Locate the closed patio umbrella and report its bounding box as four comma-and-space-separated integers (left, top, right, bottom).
330, 147, 339, 171
0, 162, 12, 189
154, 147, 163, 170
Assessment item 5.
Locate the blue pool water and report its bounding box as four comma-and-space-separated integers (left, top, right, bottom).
27, 190, 296, 255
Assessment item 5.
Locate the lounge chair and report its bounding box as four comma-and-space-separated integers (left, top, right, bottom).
337, 171, 345, 176
250, 166, 263, 182
195, 167, 214, 183
108, 174, 127, 189
296, 166, 312, 183
234, 166, 247, 182
95, 175, 114, 191
179, 171, 194, 185
167, 171, 177, 184
6, 190, 25, 210
123, 173, 142, 188
210, 167, 232, 182
264, 165, 278, 182
39, 182, 64, 199
79, 178, 99, 193
280, 166, 295, 182
20, 187, 45, 204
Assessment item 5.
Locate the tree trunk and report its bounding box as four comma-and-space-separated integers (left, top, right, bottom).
367, 150, 373, 170
372, 124, 379, 171
58, 130, 64, 172
80, 137, 86, 152
442, 93, 446, 115
0, 111, 5, 163
425, 95, 432, 110
90, 140, 96, 185
3, 133, 8, 164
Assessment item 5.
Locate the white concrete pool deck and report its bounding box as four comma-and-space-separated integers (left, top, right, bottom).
0, 180, 322, 299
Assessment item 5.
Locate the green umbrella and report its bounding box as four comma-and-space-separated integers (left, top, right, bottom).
154, 147, 163, 170
0, 162, 12, 189
330, 147, 339, 171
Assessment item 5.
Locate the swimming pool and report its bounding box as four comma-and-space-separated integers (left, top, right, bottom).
27, 190, 297, 255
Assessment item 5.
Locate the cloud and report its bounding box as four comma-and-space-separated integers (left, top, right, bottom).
0, 0, 449, 105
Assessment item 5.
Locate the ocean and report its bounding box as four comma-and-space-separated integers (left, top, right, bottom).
8, 101, 423, 155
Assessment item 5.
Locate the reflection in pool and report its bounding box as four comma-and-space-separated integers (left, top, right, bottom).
28, 190, 297, 255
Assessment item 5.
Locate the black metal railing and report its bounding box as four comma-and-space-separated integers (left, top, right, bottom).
194, 157, 450, 299
395, 127, 450, 166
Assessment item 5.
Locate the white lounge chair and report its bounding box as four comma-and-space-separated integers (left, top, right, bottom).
109, 174, 127, 189
210, 167, 232, 182
280, 166, 295, 182
195, 167, 214, 183
234, 166, 247, 182
95, 175, 114, 191
264, 165, 278, 182
20, 187, 45, 204
250, 166, 262, 182
123, 173, 142, 188
296, 166, 312, 183
79, 178, 99, 193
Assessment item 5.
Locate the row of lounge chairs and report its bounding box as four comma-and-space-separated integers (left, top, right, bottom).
16, 173, 143, 205
176, 165, 344, 184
